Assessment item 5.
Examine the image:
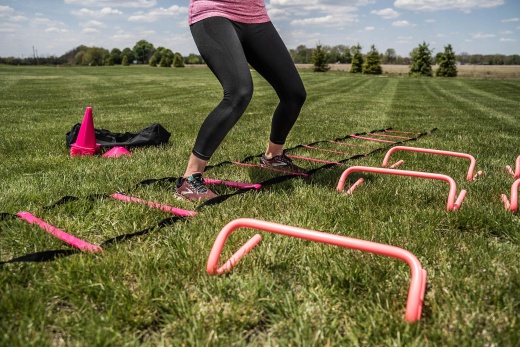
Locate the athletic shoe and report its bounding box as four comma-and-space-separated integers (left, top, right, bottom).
175, 173, 218, 201
259, 152, 307, 173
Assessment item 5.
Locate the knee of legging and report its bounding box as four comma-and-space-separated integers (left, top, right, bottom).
285, 85, 307, 108
226, 84, 253, 110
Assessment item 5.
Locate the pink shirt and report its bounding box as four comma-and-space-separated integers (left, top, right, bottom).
189, 0, 270, 25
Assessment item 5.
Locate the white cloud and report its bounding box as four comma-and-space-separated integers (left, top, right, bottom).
425, 19, 435, 23
499, 38, 515, 42
371, 8, 399, 19
80, 20, 105, 28
0, 23, 17, 33
0, 5, 14, 15
45, 27, 69, 33
392, 20, 415, 27
82, 28, 100, 33
291, 15, 336, 26
73, 7, 123, 17
64, 0, 156, 8
267, 0, 360, 27
32, 17, 66, 27
499, 30, 512, 35
394, 0, 504, 12
7, 15, 27, 22
128, 5, 187, 22
472, 33, 496, 39
365, 26, 375, 30
501, 18, 519, 23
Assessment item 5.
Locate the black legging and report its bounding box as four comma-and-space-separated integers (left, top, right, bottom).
190, 16, 307, 160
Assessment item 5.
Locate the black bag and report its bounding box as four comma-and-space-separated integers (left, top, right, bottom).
66, 123, 171, 148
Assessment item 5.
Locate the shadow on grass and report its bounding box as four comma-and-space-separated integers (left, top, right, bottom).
0, 215, 189, 265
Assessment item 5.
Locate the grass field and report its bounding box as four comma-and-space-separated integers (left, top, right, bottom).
0, 64, 519, 346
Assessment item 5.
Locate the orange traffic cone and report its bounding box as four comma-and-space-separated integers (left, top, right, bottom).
70, 107, 100, 156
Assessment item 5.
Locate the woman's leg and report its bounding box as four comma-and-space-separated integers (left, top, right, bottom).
242, 21, 307, 156
188, 17, 254, 168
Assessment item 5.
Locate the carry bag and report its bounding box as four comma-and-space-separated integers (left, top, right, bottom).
66, 123, 171, 148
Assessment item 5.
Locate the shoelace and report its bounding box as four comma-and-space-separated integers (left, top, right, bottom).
188, 176, 208, 193
272, 154, 294, 164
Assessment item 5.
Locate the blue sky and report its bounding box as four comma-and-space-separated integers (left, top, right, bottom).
0, 0, 519, 58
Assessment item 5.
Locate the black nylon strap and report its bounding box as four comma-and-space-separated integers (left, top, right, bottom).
1, 127, 434, 263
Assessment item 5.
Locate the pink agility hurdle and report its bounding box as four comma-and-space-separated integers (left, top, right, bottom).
382, 146, 482, 181
207, 218, 427, 322
110, 193, 197, 217
501, 179, 519, 213
337, 166, 467, 211
17, 212, 102, 252
505, 156, 520, 179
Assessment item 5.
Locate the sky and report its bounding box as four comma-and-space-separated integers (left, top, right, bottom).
0, 0, 519, 59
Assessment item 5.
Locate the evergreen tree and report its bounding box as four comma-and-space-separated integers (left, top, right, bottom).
436, 44, 458, 77
409, 41, 433, 76
362, 44, 383, 75
149, 55, 157, 67
311, 44, 330, 72
350, 44, 363, 73
159, 55, 171, 67
173, 53, 185, 67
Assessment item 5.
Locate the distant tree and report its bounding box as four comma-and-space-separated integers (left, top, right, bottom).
311, 44, 330, 72
363, 44, 383, 75
409, 41, 433, 76
173, 53, 184, 67
508, 54, 520, 65
492, 54, 504, 65
187, 53, 201, 64
342, 49, 352, 64
105, 56, 115, 66
74, 51, 84, 65
436, 44, 457, 77
151, 51, 163, 64
350, 43, 363, 73
458, 51, 469, 65
159, 55, 171, 67
75, 47, 108, 66
121, 48, 135, 63
109, 48, 122, 65
133, 40, 155, 64
149, 55, 157, 67
122, 55, 130, 66
62, 45, 88, 65
383, 48, 396, 64
290, 45, 312, 64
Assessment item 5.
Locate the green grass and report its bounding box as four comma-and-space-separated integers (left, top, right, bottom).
1, 64, 519, 346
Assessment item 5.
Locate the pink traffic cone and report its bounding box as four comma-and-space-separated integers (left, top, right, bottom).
70, 107, 100, 156
102, 146, 131, 158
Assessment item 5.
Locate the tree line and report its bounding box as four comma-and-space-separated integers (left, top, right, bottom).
310, 42, 459, 77
1, 39, 518, 67
293, 44, 520, 66
0, 39, 203, 67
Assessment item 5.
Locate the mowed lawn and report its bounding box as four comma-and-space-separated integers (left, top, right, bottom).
0, 64, 519, 346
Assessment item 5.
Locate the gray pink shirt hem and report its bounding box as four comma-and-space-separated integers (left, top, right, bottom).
189, 0, 270, 25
